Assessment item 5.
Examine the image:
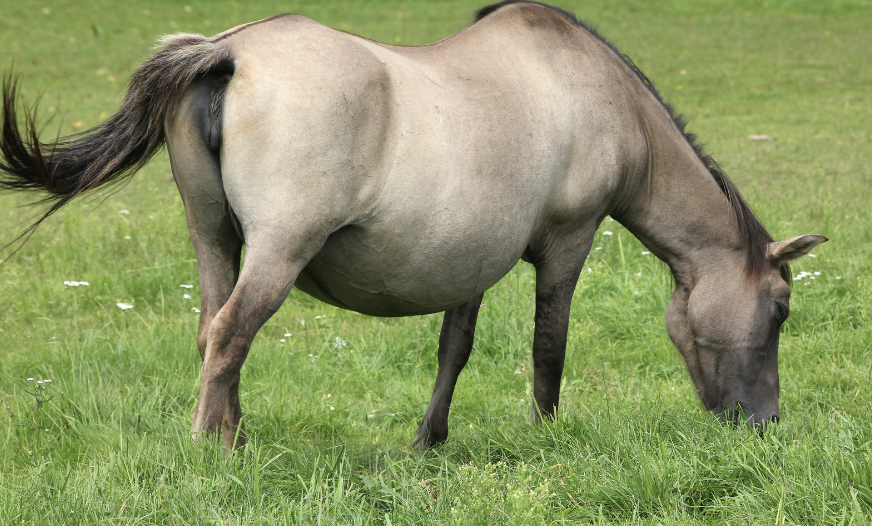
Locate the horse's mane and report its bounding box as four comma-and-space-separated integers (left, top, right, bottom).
476, 1, 787, 282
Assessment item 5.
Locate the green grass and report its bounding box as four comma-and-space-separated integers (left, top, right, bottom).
1, 0, 871, 524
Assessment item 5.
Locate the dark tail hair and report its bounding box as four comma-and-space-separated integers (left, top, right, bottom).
0, 33, 232, 245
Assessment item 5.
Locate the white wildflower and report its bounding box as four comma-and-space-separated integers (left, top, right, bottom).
183, 294, 192, 299
124, 236, 131, 240
280, 339, 286, 343
118, 210, 130, 215
642, 251, 650, 255
332, 337, 348, 349
27, 378, 34, 382
602, 231, 613, 236
595, 247, 602, 251
192, 307, 200, 313
37, 380, 43, 384
284, 333, 292, 337
64, 281, 89, 287
116, 303, 133, 310
315, 316, 322, 319
808, 254, 816, 258
180, 284, 193, 289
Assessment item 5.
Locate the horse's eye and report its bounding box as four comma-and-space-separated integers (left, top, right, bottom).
774, 301, 790, 324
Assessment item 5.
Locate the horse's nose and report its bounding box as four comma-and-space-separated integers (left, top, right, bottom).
753, 411, 779, 426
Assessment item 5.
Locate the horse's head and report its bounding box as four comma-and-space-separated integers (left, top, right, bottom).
666, 234, 827, 428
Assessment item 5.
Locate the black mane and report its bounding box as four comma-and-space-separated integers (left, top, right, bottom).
476, 1, 784, 281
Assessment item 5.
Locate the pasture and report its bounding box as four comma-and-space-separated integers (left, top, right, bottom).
1, 0, 870, 523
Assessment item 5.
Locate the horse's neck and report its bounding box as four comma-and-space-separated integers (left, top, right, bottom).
614, 112, 743, 285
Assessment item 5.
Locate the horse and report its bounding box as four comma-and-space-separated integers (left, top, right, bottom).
0, 0, 826, 450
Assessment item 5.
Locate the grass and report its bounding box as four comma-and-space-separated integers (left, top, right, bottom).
1, 0, 870, 524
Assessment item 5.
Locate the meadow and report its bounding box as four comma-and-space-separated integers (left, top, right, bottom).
1, 0, 870, 524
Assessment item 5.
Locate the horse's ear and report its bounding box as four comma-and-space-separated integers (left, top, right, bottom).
767, 235, 828, 263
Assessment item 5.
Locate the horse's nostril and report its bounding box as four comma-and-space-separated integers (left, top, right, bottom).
768, 414, 780, 425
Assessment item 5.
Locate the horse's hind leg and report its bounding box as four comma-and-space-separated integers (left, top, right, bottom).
192, 236, 324, 448
412, 293, 484, 450
167, 76, 244, 445
186, 222, 243, 447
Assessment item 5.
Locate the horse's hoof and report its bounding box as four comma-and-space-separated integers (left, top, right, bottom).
411, 431, 444, 451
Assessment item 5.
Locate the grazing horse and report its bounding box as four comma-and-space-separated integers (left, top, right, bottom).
0, 1, 825, 449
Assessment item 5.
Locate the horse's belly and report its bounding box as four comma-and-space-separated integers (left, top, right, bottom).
294, 222, 527, 316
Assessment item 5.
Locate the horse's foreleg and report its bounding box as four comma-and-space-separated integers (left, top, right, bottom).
530, 248, 587, 423
412, 293, 484, 450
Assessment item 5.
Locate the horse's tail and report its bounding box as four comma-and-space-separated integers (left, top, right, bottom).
0, 33, 233, 240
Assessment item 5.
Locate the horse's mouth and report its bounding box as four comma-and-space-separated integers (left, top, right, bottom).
714, 400, 755, 425
713, 400, 779, 436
